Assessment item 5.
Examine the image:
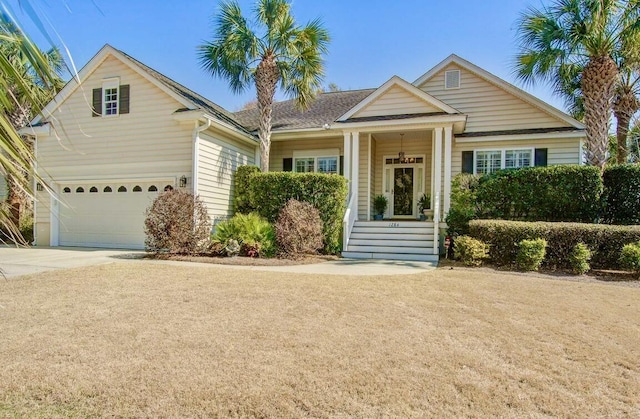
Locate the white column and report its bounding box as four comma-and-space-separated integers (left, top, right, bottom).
352, 131, 360, 220
443, 125, 453, 216
343, 131, 351, 184
367, 133, 372, 221
433, 127, 443, 255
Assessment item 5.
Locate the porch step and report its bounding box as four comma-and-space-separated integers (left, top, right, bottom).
342, 252, 439, 263
344, 220, 437, 263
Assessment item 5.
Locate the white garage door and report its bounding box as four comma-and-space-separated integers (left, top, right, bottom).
58, 181, 173, 249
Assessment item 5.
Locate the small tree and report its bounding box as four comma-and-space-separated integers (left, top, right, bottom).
144, 189, 211, 254
275, 199, 323, 258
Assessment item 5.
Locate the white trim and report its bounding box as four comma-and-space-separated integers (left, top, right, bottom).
53, 176, 176, 185
412, 54, 584, 129
50, 184, 59, 246
454, 130, 585, 143
101, 77, 120, 117
336, 114, 467, 132
337, 75, 460, 121
352, 132, 360, 220
472, 147, 535, 175
443, 126, 452, 216
433, 127, 442, 255
579, 140, 585, 165
343, 132, 351, 188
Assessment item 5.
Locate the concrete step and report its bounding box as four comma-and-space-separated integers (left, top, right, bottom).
351, 226, 433, 235
354, 221, 433, 228
346, 245, 431, 255
348, 239, 433, 248
350, 233, 432, 241
342, 251, 439, 263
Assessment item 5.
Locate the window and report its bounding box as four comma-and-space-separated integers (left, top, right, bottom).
133, 185, 142, 192
148, 185, 158, 192
118, 186, 127, 192
63, 187, 71, 193
103, 186, 112, 192
292, 149, 340, 174
89, 186, 98, 193
75, 187, 84, 193
92, 78, 129, 117
474, 149, 533, 175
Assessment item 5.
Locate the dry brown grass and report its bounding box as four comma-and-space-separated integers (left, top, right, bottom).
1, 262, 639, 418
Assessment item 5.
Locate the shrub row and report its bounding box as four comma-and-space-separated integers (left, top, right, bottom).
476, 165, 602, 223
234, 166, 348, 254
468, 219, 640, 269
602, 164, 640, 225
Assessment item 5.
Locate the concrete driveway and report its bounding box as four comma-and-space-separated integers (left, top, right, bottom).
0, 246, 144, 278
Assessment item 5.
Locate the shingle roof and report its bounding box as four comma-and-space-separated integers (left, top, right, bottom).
116, 48, 253, 136
456, 127, 580, 137
341, 112, 450, 124
233, 89, 376, 132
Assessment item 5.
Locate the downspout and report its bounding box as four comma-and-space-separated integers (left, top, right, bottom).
192, 118, 212, 193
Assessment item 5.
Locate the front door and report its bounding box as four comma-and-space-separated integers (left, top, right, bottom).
393, 167, 414, 216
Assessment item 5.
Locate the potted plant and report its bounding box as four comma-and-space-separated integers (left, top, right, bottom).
373, 195, 388, 220
417, 193, 431, 221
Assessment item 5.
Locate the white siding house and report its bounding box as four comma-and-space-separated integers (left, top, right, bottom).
24, 48, 584, 259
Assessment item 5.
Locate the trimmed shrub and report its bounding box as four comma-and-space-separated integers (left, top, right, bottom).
446, 174, 480, 236
469, 219, 640, 269
234, 170, 348, 254
602, 164, 640, 225
144, 189, 211, 254
275, 199, 324, 258
454, 235, 489, 266
516, 238, 547, 271
570, 243, 591, 275
620, 242, 640, 276
212, 212, 276, 258
476, 165, 602, 223
234, 165, 261, 214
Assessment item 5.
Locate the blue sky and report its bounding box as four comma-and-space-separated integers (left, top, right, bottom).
4, 0, 564, 112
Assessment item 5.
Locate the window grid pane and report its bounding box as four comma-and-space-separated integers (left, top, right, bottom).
505, 150, 531, 169
295, 158, 315, 173
317, 157, 337, 174
476, 151, 501, 175
104, 87, 118, 115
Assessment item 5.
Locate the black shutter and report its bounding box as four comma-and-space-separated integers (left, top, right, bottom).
92, 88, 102, 117
535, 148, 548, 167
283, 158, 293, 172
339, 156, 344, 175
119, 84, 130, 114
462, 151, 474, 174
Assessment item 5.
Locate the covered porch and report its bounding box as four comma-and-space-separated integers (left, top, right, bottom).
341, 121, 458, 260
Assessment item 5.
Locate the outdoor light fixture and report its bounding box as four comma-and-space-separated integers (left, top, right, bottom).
36, 182, 44, 192
398, 133, 406, 163
179, 175, 187, 188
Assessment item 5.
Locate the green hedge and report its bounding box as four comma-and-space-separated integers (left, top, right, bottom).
475, 165, 602, 223
602, 164, 640, 225
233, 166, 348, 254
468, 219, 640, 269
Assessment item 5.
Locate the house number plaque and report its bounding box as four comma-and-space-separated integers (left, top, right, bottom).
389, 222, 400, 228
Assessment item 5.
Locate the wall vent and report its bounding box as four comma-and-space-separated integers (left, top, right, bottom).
445, 70, 461, 89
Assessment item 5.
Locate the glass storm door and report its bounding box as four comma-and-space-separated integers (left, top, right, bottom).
393, 167, 414, 216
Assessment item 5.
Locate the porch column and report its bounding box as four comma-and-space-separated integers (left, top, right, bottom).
433, 127, 443, 255
443, 125, 453, 216
343, 131, 352, 193
352, 132, 360, 219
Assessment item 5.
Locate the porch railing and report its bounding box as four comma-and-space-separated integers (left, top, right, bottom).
342, 191, 357, 251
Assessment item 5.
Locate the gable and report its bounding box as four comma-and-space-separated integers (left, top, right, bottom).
416, 62, 578, 133
351, 85, 444, 118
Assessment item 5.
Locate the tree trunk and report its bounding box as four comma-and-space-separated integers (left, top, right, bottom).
581, 55, 618, 168
254, 53, 280, 172
613, 88, 640, 164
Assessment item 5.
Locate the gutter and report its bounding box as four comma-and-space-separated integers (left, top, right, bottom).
192, 119, 211, 194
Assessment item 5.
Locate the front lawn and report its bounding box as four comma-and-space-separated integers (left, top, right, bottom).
1, 263, 638, 417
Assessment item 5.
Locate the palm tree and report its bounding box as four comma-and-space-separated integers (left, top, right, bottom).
514, 0, 640, 168
0, 12, 62, 242
198, 0, 330, 172
613, 68, 640, 163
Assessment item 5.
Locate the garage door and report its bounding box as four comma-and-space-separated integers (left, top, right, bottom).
58, 181, 172, 249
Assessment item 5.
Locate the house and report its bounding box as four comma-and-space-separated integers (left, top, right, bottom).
20, 45, 584, 261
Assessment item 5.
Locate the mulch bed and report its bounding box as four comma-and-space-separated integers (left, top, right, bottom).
145, 253, 339, 267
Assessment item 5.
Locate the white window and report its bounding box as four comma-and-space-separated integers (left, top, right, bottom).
475, 149, 533, 175
102, 78, 119, 117
293, 149, 340, 174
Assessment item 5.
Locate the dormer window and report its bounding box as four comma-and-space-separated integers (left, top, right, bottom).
92, 78, 130, 117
